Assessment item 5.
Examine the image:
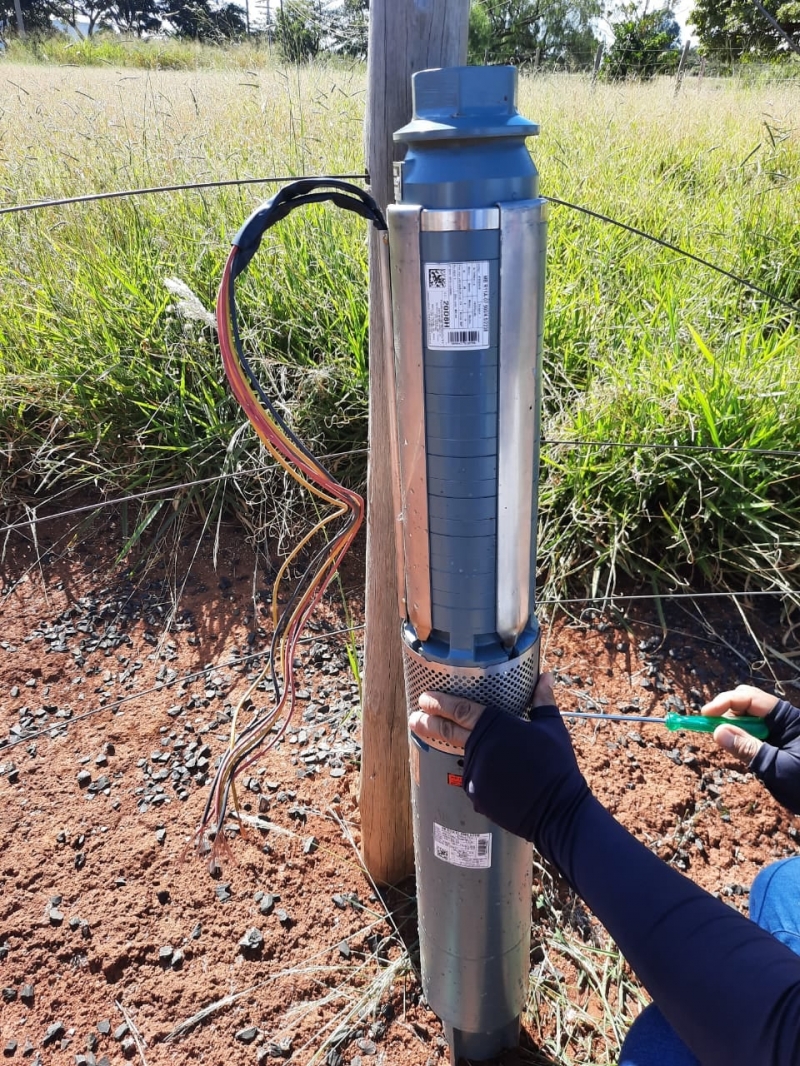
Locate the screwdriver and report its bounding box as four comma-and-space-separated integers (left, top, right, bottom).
562, 710, 769, 740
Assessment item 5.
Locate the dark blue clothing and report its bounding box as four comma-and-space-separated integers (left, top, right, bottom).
462, 701, 800, 1066
620, 856, 800, 1064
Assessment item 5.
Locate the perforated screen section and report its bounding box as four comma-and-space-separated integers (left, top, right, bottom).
402, 639, 539, 730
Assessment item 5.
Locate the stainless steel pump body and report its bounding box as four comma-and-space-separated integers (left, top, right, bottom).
385, 65, 548, 1064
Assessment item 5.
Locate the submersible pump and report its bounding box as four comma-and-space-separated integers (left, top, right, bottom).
385, 65, 548, 1063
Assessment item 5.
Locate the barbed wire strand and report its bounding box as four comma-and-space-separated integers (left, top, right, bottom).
542, 438, 799, 458
547, 195, 800, 316
1, 170, 797, 316
0, 172, 369, 216
0, 447, 370, 536
8, 596, 798, 747
1, 430, 796, 537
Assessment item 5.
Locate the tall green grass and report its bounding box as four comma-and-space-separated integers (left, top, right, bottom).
0, 60, 798, 601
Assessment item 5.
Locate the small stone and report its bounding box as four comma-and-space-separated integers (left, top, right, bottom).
264, 1038, 293, 1058
75, 852, 86, 871
49, 908, 64, 926
259, 894, 276, 916
2, 987, 17, 1002
4, 1040, 17, 1057
337, 940, 351, 958
235, 1027, 258, 1044
155, 829, 166, 845
215, 884, 232, 903
171, 949, 184, 969
331, 893, 348, 910
239, 928, 264, 952
20, 984, 33, 1004
113, 1023, 128, 1042
356, 1038, 377, 1055
303, 836, 318, 855
190, 923, 202, 940
77, 770, 92, 788
86, 1033, 98, 1052
121, 1036, 136, 1058
156, 889, 170, 905
42, 1023, 65, 1047
96, 1022, 111, 1037
158, 945, 174, 965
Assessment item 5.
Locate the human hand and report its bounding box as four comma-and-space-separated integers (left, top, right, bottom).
702, 685, 800, 814
409, 673, 590, 848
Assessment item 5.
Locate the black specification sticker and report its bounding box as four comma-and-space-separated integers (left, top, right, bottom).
424, 261, 490, 350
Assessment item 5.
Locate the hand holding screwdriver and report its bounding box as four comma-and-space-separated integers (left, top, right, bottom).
702, 685, 800, 814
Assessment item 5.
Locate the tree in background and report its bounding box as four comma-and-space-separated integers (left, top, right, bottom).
0, 0, 56, 34
328, 0, 367, 57
102, 0, 164, 33
468, 0, 602, 68
166, 0, 246, 38
689, 0, 799, 58
603, 3, 681, 78
271, 0, 324, 60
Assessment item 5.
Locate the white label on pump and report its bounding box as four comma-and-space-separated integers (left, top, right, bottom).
433, 822, 492, 869
424, 261, 490, 350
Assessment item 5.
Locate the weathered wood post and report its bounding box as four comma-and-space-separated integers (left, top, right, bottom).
360, 0, 470, 884
674, 39, 691, 95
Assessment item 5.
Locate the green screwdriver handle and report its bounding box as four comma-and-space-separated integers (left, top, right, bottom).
664, 711, 769, 740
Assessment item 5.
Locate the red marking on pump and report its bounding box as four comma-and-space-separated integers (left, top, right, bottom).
447, 773, 463, 787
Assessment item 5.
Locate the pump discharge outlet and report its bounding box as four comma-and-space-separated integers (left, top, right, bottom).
385, 65, 548, 1064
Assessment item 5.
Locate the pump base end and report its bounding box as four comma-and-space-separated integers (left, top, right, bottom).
445, 1016, 520, 1065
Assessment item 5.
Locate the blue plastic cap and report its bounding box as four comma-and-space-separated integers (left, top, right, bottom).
394, 66, 539, 144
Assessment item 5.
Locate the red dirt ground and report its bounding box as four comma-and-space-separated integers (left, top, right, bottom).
1, 512, 797, 1066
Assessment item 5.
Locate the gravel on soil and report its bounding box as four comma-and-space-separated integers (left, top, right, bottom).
1, 515, 798, 1065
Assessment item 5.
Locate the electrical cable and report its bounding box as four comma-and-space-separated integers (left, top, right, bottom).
198, 178, 386, 861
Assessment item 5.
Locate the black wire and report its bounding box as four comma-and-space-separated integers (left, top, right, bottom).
0, 172, 369, 217
545, 195, 800, 315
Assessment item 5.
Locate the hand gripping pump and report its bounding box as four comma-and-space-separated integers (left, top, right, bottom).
385, 66, 548, 1063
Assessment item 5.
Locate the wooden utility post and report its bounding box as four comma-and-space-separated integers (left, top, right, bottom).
360, 0, 470, 884
13, 0, 25, 37
674, 40, 691, 95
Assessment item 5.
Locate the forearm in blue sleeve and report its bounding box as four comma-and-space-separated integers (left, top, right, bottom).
542, 791, 800, 1066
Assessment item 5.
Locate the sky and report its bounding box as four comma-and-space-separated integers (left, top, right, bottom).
673, 0, 699, 41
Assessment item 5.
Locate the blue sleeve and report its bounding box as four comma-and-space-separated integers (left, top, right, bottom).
463, 705, 800, 1066
751, 699, 800, 814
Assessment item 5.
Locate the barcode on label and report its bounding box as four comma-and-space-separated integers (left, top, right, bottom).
448, 330, 480, 345
477, 838, 489, 857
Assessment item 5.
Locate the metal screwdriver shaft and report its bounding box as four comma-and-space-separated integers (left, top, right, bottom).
563, 710, 769, 739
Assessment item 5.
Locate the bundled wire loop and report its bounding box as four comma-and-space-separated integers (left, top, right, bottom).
199, 180, 386, 860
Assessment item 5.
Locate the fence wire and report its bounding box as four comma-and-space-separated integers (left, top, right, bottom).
1, 169, 798, 315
